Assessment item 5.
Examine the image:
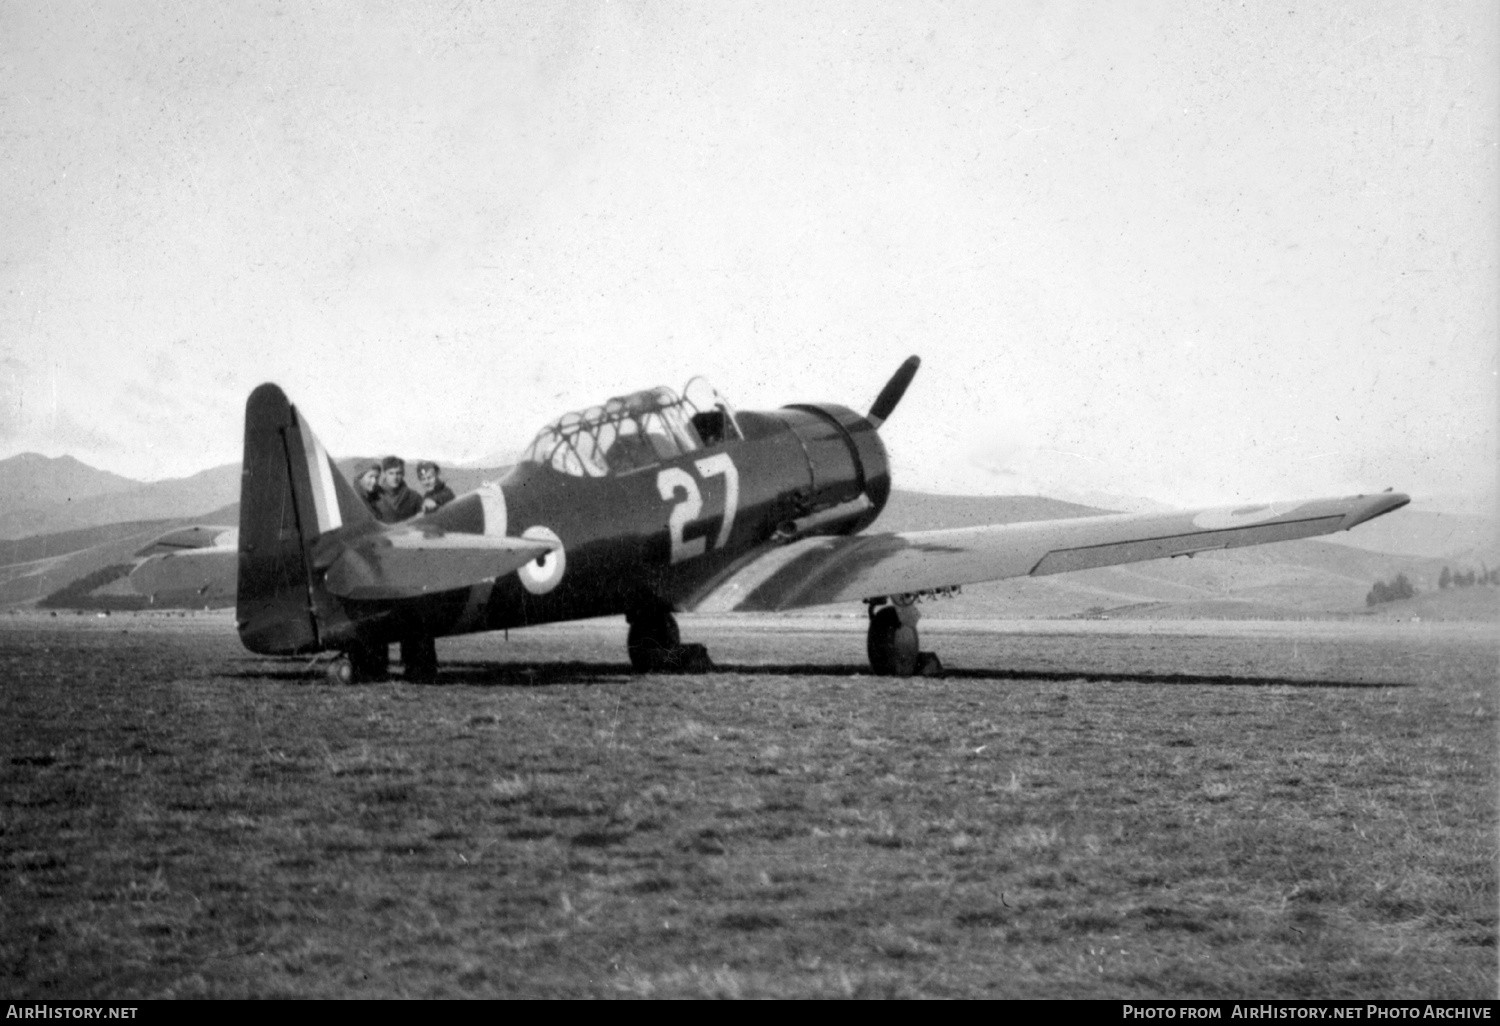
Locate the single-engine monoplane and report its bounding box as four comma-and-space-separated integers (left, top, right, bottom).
131, 357, 1409, 681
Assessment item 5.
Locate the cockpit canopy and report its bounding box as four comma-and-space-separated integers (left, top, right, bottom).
523, 378, 742, 478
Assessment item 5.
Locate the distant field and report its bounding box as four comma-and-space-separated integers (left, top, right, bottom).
1, 612, 1494, 998
1360, 586, 1500, 623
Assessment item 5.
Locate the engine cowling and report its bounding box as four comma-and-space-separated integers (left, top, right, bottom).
772, 402, 891, 535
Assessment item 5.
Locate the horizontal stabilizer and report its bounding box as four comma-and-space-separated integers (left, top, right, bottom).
322, 528, 555, 601
134, 525, 238, 558
129, 547, 239, 602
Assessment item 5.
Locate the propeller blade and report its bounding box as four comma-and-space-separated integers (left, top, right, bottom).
867, 355, 921, 428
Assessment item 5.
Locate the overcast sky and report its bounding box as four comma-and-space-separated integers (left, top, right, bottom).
2, 0, 1495, 507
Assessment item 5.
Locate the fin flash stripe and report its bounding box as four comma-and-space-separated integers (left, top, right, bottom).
298, 418, 343, 536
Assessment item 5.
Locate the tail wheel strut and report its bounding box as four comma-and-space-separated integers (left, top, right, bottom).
401, 636, 438, 684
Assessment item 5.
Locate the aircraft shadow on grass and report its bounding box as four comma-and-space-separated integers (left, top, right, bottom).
230, 658, 1404, 690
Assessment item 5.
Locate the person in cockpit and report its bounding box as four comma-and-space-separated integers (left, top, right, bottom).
416, 460, 455, 513
355, 462, 383, 518
375, 456, 424, 523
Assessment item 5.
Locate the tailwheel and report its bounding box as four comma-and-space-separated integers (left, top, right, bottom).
326, 656, 357, 686
867, 602, 944, 678
401, 636, 439, 684
326, 640, 389, 685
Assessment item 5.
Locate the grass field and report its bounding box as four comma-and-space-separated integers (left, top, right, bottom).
2, 612, 1495, 998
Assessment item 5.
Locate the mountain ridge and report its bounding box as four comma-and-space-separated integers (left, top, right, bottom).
0, 450, 1491, 573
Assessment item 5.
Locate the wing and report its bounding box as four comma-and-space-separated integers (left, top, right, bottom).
689, 491, 1410, 613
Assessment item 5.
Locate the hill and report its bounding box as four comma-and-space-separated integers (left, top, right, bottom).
0, 460, 241, 541
900, 539, 1467, 622
1321, 504, 1496, 560
0, 518, 184, 607
0, 452, 137, 505
0, 453, 140, 537
1359, 585, 1500, 623
0, 503, 240, 608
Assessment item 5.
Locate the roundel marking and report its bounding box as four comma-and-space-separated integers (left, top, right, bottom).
1191, 502, 1301, 531
518, 526, 566, 594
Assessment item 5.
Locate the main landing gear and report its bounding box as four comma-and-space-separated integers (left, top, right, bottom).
866, 599, 943, 678
324, 637, 438, 684
624, 603, 940, 677
627, 608, 714, 673
400, 636, 439, 684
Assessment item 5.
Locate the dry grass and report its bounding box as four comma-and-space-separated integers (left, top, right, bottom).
1, 612, 1494, 998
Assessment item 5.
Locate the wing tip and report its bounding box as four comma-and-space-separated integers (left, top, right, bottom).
1344, 490, 1411, 530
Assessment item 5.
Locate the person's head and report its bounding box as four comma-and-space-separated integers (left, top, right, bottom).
415, 460, 441, 494
356, 463, 380, 495
379, 455, 405, 490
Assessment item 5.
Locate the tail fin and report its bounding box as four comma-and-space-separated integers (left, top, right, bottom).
236, 384, 371, 654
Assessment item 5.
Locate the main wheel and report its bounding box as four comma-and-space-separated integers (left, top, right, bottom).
327, 641, 390, 685
867, 606, 920, 677
627, 609, 680, 672
401, 636, 439, 683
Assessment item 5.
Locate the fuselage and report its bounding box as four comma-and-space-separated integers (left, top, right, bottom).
260, 399, 891, 654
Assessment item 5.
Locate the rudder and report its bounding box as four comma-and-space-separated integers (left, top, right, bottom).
236, 384, 369, 654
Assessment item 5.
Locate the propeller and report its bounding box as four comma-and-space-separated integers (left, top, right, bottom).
867, 355, 921, 429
